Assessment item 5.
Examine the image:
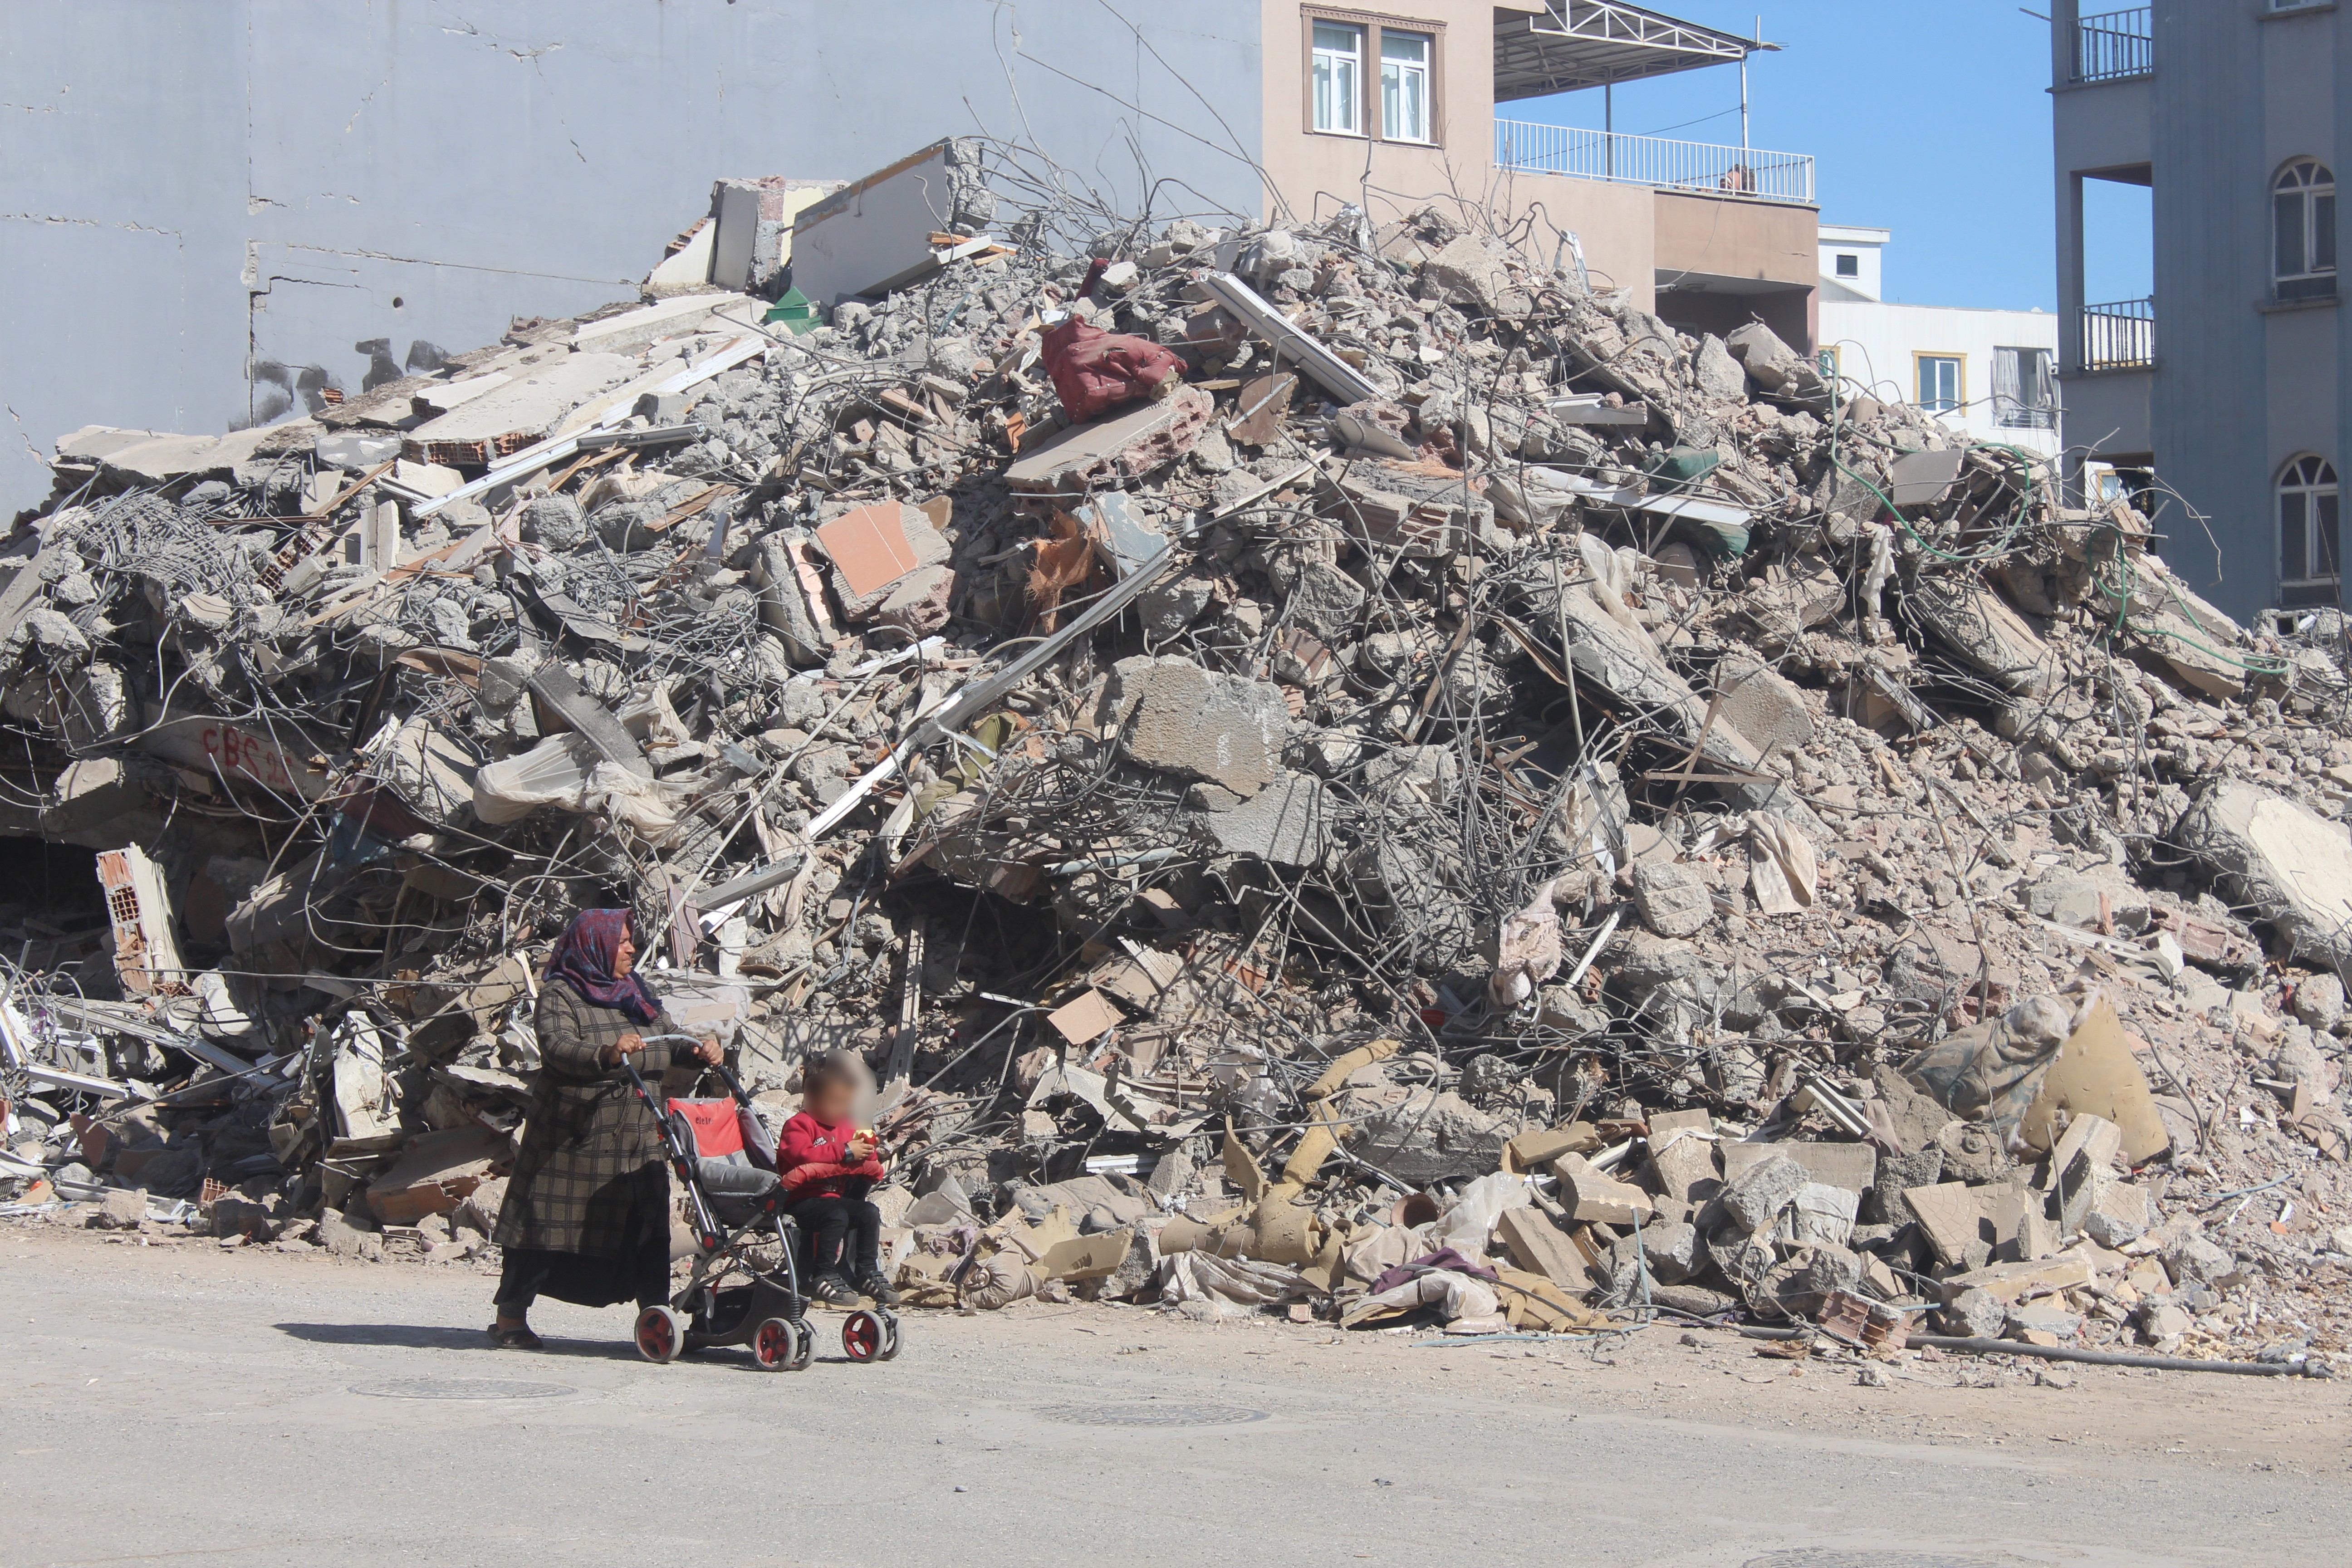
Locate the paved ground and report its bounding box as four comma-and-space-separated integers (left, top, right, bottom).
4, 1227, 2349, 1568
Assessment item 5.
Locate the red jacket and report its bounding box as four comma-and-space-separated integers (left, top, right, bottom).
777, 1110, 884, 1203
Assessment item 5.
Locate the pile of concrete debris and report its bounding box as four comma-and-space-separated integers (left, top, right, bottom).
3, 138, 2348, 1373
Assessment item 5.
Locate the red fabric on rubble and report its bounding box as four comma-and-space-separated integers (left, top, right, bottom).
1039, 314, 1184, 423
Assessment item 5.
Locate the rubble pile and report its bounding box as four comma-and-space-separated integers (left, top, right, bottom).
3, 140, 2350, 1372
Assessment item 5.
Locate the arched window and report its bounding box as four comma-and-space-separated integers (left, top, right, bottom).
2275, 160, 2337, 301
2280, 456, 2340, 605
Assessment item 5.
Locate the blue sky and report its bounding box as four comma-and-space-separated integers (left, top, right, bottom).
1505, 1, 2155, 310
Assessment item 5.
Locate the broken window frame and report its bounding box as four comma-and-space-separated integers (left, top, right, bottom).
1991, 345, 2056, 431
2274, 159, 2337, 303
2278, 453, 2341, 606
1913, 352, 1964, 416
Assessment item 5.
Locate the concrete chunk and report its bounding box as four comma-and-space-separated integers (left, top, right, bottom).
1714, 651, 1815, 757
1552, 1152, 1655, 1227
1107, 656, 1287, 798
1199, 771, 1329, 867
1905, 1180, 1982, 1268
1638, 1220, 1700, 1284
1005, 386, 1213, 494
2175, 780, 2352, 978
1497, 1205, 1598, 1290
1721, 1151, 1806, 1233
1720, 1140, 1876, 1193
1790, 1182, 1859, 1248
1630, 860, 1712, 938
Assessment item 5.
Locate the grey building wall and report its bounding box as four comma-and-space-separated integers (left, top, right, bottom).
0, 0, 1264, 517
2146, 0, 2280, 619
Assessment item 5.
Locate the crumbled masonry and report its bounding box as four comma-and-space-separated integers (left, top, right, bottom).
5, 139, 2352, 1374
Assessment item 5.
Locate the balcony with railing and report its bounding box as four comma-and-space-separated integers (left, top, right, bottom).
2080, 296, 2154, 371
1494, 120, 1815, 205
2073, 6, 2151, 84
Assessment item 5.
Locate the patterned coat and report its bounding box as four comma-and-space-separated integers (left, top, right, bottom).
493, 981, 682, 1258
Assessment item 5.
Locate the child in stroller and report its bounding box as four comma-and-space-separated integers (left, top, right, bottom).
619, 1049, 900, 1368
776, 1050, 902, 1308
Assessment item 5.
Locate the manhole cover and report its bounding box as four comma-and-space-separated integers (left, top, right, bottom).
348, 1377, 574, 1401
1036, 1401, 1268, 1427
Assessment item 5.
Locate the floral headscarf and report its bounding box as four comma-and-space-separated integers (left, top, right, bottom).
544, 908, 662, 1025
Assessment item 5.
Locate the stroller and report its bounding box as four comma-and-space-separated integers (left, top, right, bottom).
619, 1054, 901, 1370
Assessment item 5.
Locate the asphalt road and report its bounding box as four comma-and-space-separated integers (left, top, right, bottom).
4, 1230, 2347, 1568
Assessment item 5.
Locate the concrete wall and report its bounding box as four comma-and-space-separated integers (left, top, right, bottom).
1653, 191, 1818, 291
1817, 300, 2063, 457
0, 0, 1265, 518
1483, 170, 1659, 309
1257, 0, 1526, 229
2146, 0, 2338, 620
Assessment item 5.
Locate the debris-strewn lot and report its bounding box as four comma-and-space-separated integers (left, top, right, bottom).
3, 140, 2350, 1377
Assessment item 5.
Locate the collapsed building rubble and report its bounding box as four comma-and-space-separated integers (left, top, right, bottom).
3, 138, 2351, 1375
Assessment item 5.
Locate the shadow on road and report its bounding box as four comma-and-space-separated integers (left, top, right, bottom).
272, 1322, 643, 1360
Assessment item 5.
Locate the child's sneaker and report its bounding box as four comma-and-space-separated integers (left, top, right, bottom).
854, 1272, 902, 1308
809, 1273, 862, 1307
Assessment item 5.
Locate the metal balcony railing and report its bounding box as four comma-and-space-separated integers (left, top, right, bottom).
2074, 6, 2151, 83
2081, 296, 2155, 371
1494, 120, 1815, 205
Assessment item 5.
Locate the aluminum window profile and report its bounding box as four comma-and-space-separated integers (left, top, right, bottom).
1991, 346, 2055, 431
2274, 159, 2337, 304
1380, 29, 1431, 142
1303, 9, 1443, 147
2279, 454, 2341, 606
1312, 19, 1362, 135
1913, 352, 1964, 416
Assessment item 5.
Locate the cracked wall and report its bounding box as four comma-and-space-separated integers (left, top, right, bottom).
0, 0, 1264, 515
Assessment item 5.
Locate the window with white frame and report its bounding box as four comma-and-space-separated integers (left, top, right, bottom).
1992, 346, 2055, 430
2280, 456, 2340, 604
1834, 253, 1858, 278
2274, 160, 2337, 301
1313, 21, 1362, 135
1915, 353, 1963, 414
1381, 30, 1432, 142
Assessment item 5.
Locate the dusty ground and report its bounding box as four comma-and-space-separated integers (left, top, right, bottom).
4, 1222, 2349, 1568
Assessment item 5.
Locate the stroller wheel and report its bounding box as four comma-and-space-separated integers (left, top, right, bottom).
634, 1304, 685, 1365
842, 1309, 886, 1363
752, 1316, 801, 1372
875, 1309, 902, 1362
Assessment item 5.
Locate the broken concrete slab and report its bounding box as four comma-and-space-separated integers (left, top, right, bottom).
2176, 779, 2352, 985
1713, 651, 1815, 757
1630, 860, 1711, 938
1720, 1140, 1876, 1194
1104, 655, 1287, 798
1004, 386, 1214, 494
1904, 571, 2061, 699
406, 353, 636, 467
1198, 770, 1329, 867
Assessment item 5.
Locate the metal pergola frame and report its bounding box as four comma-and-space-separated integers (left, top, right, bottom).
1494, 1, 1776, 103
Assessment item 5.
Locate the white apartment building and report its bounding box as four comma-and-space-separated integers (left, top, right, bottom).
1816, 225, 2063, 460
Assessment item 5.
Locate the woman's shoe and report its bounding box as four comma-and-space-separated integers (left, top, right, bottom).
486, 1323, 544, 1350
